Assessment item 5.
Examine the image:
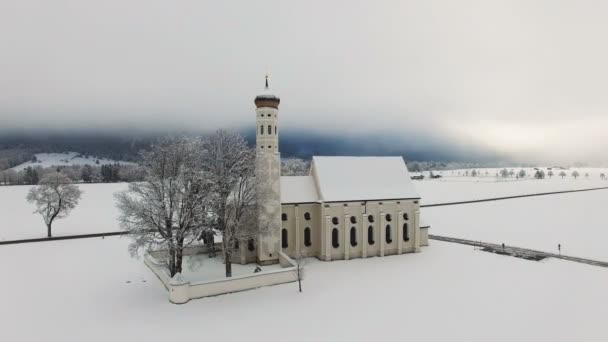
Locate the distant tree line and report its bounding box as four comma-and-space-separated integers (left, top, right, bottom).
0, 163, 144, 186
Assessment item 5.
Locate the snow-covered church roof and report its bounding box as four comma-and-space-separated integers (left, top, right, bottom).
281, 156, 420, 204
280, 176, 319, 203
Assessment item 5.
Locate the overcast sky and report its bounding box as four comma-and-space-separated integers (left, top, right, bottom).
2, 1, 608, 164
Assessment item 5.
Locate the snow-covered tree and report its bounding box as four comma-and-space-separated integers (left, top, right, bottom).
115, 137, 211, 277
518, 169, 526, 179
548, 170, 554, 179
500, 168, 509, 178
585, 172, 589, 179
200, 130, 270, 277
534, 170, 545, 179
26, 172, 82, 238
81, 165, 93, 183
471, 170, 477, 177
601, 173, 606, 180
508, 169, 515, 178
559, 171, 567, 179
281, 158, 310, 176
572, 170, 580, 179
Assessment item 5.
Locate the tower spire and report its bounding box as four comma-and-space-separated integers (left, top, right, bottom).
265, 73, 269, 89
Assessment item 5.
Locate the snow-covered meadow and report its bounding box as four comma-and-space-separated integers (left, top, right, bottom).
415, 167, 608, 204
0, 183, 127, 241
1, 167, 608, 341
423, 189, 608, 261
11, 152, 136, 171
0, 237, 607, 342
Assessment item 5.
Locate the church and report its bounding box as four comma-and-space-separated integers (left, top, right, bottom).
237, 77, 429, 265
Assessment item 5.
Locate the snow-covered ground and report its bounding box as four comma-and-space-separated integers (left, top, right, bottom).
10, 152, 137, 171
0, 236, 607, 342
423, 189, 608, 261
0, 183, 127, 241
414, 169, 608, 204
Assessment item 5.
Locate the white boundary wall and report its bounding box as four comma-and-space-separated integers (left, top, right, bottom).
145, 248, 297, 304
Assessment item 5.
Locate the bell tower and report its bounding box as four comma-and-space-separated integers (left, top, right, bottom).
255, 75, 282, 265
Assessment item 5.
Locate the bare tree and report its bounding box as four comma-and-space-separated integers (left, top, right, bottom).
115, 137, 210, 277
559, 171, 567, 179
200, 130, 269, 277
26, 172, 82, 238
572, 170, 580, 179
601, 173, 606, 180
293, 254, 306, 293
548, 170, 554, 179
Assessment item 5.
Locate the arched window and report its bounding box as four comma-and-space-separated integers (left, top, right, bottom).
368, 215, 375, 223
385, 214, 392, 222
281, 229, 288, 248
304, 227, 312, 247
386, 225, 392, 244
332, 228, 339, 248
282, 213, 288, 221
368, 226, 375, 245
304, 212, 311, 220
403, 223, 409, 242
350, 216, 357, 224
350, 227, 357, 247
332, 217, 339, 225
403, 213, 409, 221
268, 125, 272, 134
248, 239, 255, 251
260, 125, 264, 135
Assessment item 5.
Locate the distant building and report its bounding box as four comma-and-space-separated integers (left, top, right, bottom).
237, 77, 428, 265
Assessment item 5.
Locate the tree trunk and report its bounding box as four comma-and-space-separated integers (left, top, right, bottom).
46, 223, 52, 238
176, 237, 184, 274
298, 267, 302, 292
223, 239, 232, 277
168, 246, 177, 277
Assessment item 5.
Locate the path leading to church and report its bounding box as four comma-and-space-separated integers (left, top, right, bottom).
429, 234, 608, 268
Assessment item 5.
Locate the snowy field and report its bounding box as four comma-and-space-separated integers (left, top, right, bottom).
414, 168, 608, 204
0, 183, 127, 241
0, 236, 607, 342
423, 189, 608, 261
10, 152, 136, 171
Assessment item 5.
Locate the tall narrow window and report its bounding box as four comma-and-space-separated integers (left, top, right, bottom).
282, 213, 288, 221
403, 223, 409, 242
386, 225, 392, 244
234, 240, 239, 250
248, 239, 255, 251
332, 228, 339, 248
260, 125, 264, 135
350, 227, 357, 247
275, 125, 277, 135
368, 226, 375, 245
281, 229, 288, 248
268, 125, 272, 135
304, 227, 312, 247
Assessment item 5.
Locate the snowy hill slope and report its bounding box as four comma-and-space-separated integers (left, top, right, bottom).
10, 152, 137, 171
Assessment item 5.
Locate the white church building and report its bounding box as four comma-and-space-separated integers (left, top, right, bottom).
238, 77, 429, 265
